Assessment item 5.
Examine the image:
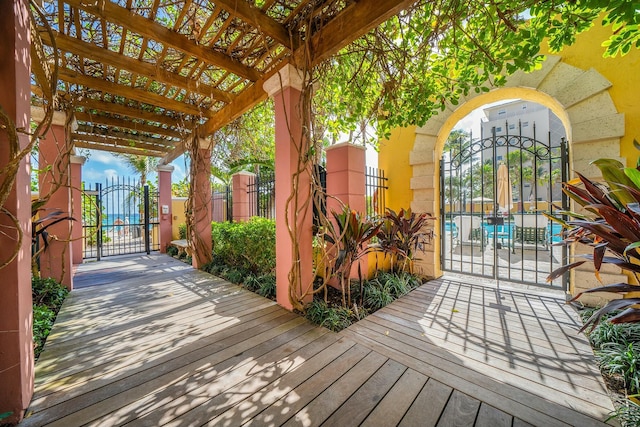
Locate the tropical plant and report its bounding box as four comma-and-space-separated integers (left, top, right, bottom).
320, 205, 382, 307
376, 208, 434, 273
548, 150, 640, 331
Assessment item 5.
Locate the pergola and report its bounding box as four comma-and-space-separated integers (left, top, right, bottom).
1, 0, 417, 423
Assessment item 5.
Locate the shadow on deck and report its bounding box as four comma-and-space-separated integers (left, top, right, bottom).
22, 254, 614, 426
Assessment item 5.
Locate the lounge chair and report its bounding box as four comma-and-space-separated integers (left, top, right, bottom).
453, 215, 487, 251
512, 214, 549, 252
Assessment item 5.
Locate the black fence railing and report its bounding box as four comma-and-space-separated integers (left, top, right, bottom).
212, 185, 232, 222
365, 166, 388, 218
248, 169, 275, 219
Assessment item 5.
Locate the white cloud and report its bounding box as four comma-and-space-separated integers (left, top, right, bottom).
87, 150, 117, 165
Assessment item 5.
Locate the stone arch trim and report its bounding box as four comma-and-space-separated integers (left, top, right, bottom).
409, 56, 626, 294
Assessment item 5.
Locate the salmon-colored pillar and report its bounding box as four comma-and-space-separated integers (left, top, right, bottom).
325, 142, 368, 278
38, 116, 74, 290
232, 171, 254, 222
157, 164, 174, 253
191, 139, 213, 268
70, 155, 86, 265
263, 64, 313, 310
0, 0, 34, 422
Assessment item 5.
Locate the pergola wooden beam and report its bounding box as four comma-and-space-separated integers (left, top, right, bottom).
44, 31, 235, 104
72, 132, 175, 153
215, 0, 296, 50
76, 98, 191, 128
58, 68, 215, 118
74, 139, 167, 157
75, 124, 178, 147
74, 112, 187, 139
295, 0, 416, 68
65, 0, 262, 82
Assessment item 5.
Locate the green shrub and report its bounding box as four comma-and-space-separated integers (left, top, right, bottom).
305, 300, 355, 332
243, 274, 261, 292
167, 246, 179, 257
363, 279, 396, 311
256, 275, 276, 299
178, 223, 187, 239
597, 342, 640, 394
222, 268, 247, 284
32, 276, 68, 359
211, 218, 275, 275
32, 277, 69, 310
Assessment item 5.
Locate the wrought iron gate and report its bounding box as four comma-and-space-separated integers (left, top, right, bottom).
82, 177, 160, 260
440, 123, 569, 289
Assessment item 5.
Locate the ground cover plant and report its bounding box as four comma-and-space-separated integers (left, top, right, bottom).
581, 309, 640, 426
32, 276, 68, 360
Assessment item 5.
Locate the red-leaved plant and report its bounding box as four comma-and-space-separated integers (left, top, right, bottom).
549, 150, 640, 332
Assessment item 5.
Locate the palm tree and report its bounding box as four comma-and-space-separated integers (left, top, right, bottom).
114, 154, 159, 186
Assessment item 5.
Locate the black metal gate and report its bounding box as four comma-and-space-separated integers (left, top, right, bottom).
82, 177, 160, 260
440, 123, 569, 289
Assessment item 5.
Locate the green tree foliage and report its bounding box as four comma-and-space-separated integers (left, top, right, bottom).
312, 0, 640, 144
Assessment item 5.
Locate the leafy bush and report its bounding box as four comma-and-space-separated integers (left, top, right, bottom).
32, 276, 69, 309
32, 276, 68, 359
597, 342, 640, 395
243, 274, 261, 292
363, 279, 396, 310
256, 275, 276, 299
178, 223, 187, 239
167, 246, 179, 257
222, 268, 247, 284
305, 300, 359, 332
211, 218, 275, 275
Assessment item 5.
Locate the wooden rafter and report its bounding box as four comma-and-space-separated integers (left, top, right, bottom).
74, 112, 187, 139
74, 139, 167, 157
75, 124, 178, 147
58, 68, 216, 118
76, 98, 191, 128
65, 0, 262, 82
214, 0, 296, 50
45, 31, 234, 104
72, 132, 175, 153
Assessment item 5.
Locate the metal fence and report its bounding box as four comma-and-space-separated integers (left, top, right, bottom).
365, 166, 388, 218
212, 185, 232, 222
248, 168, 275, 219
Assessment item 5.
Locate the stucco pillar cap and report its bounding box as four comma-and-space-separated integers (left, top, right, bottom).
232, 170, 256, 177
325, 142, 367, 152
156, 164, 175, 173
70, 155, 87, 165
196, 138, 214, 150
263, 63, 307, 96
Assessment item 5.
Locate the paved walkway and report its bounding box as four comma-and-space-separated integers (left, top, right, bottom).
22, 254, 615, 426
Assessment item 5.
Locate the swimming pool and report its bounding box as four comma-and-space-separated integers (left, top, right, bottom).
443, 220, 563, 243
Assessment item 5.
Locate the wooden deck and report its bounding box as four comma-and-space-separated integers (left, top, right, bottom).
22, 254, 615, 426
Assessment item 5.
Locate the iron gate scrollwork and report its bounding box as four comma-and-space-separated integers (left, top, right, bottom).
82, 177, 160, 259
440, 122, 569, 289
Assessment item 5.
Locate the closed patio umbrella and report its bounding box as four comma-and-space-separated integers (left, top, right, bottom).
497, 163, 513, 213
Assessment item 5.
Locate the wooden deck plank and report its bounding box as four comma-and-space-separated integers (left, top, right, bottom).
23, 255, 616, 427
346, 317, 611, 420
360, 368, 428, 427
436, 390, 481, 427
320, 358, 407, 426
399, 379, 453, 427
365, 308, 608, 395
243, 344, 372, 427
282, 351, 389, 427
474, 403, 512, 427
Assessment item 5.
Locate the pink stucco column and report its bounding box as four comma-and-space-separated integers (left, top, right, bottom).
157, 164, 174, 253
326, 142, 368, 279
70, 155, 86, 265
264, 64, 313, 310
0, 0, 34, 422
232, 171, 255, 222
191, 139, 213, 268
38, 117, 74, 290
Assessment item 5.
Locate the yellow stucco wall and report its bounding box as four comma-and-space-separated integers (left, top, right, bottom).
539, 21, 640, 166
378, 126, 417, 212
171, 197, 188, 240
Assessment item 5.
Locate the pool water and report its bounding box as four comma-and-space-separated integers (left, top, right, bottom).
444, 221, 563, 243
